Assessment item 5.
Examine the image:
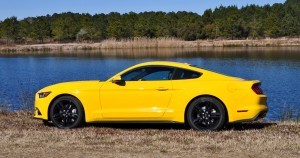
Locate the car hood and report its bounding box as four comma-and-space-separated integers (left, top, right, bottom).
37, 80, 104, 93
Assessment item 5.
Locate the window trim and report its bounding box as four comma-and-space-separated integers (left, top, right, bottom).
171, 68, 202, 80
120, 65, 202, 81
120, 65, 176, 81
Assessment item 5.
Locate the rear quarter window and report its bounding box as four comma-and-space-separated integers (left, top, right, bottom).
172, 68, 202, 80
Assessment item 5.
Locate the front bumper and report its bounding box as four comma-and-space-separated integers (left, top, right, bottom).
34, 94, 51, 120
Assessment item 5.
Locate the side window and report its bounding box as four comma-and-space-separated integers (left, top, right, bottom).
172, 68, 201, 80
141, 68, 172, 80
121, 66, 174, 81
121, 68, 145, 81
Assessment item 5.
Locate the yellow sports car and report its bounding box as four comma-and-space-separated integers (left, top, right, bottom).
34, 61, 268, 130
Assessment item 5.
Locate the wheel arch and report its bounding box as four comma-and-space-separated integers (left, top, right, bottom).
184, 94, 229, 125
48, 94, 86, 122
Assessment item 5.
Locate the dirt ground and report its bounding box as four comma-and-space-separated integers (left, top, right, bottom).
0, 112, 299, 158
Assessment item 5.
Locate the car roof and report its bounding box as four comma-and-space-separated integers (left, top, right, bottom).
136, 61, 194, 69
133, 61, 228, 77
134, 61, 240, 80
110, 61, 238, 81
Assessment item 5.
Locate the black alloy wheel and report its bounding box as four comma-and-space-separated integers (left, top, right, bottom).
50, 96, 84, 128
187, 97, 226, 131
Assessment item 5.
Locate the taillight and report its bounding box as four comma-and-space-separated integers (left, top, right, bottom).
252, 84, 263, 94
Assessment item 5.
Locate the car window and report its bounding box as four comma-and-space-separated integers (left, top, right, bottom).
121, 68, 145, 81
172, 68, 201, 80
121, 66, 174, 81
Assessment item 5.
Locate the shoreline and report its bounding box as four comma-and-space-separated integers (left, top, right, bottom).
0, 112, 299, 157
1, 38, 300, 53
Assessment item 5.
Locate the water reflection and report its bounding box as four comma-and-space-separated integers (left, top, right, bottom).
1, 47, 300, 60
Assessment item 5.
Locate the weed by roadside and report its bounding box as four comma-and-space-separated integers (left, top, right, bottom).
279, 105, 300, 122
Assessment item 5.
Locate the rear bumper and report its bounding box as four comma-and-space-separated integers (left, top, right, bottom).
231, 103, 268, 122
228, 92, 268, 122
232, 108, 268, 123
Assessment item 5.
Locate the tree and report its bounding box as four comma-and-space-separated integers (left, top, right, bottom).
92, 13, 108, 40
263, 13, 281, 37
177, 23, 202, 41
203, 23, 218, 39
18, 18, 33, 44
76, 13, 93, 41
248, 16, 263, 38
202, 9, 214, 24
1, 16, 19, 45
0, 21, 3, 39
51, 12, 79, 42
281, 14, 300, 36
107, 19, 128, 39
1, 0, 300, 44
133, 12, 159, 38
30, 16, 51, 43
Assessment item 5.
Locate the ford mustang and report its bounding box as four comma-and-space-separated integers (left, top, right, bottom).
34, 61, 268, 130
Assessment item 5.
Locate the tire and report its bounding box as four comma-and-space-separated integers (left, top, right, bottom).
42, 120, 52, 126
49, 96, 84, 129
186, 97, 226, 131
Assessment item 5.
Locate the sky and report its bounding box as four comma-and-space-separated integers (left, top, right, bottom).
0, 0, 286, 20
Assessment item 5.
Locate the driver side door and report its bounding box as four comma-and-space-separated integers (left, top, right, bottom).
100, 66, 174, 119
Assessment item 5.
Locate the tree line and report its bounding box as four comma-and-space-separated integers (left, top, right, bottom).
0, 0, 299, 45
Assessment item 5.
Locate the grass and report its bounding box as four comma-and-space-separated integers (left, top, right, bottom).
0, 112, 299, 158
280, 106, 300, 123
0, 99, 12, 113
1, 37, 300, 53
100, 37, 195, 49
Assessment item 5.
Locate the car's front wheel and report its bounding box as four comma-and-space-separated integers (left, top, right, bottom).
49, 96, 84, 128
187, 97, 226, 131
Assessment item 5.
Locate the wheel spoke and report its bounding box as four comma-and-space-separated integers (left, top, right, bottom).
53, 113, 63, 119
193, 117, 203, 124
66, 105, 70, 110
206, 119, 211, 126
194, 105, 201, 111
206, 102, 212, 111
63, 117, 67, 126
70, 113, 78, 119
210, 112, 221, 118
57, 102, 65, 110
196, 110, 202, 116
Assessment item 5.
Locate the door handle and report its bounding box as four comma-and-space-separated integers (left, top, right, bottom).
156, 87, 169, 91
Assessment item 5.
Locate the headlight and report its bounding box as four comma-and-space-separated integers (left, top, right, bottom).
38, 92, 51, 98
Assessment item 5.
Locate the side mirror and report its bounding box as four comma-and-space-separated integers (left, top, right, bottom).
112, 75, 122, 83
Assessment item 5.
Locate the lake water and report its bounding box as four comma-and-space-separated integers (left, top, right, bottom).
1, 47, 300, 120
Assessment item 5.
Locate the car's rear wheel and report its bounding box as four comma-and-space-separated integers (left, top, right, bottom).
187, 97, 226, 131
49, 96, 84, 128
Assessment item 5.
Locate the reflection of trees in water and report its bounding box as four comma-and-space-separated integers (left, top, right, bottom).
1, 47, 300, 60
